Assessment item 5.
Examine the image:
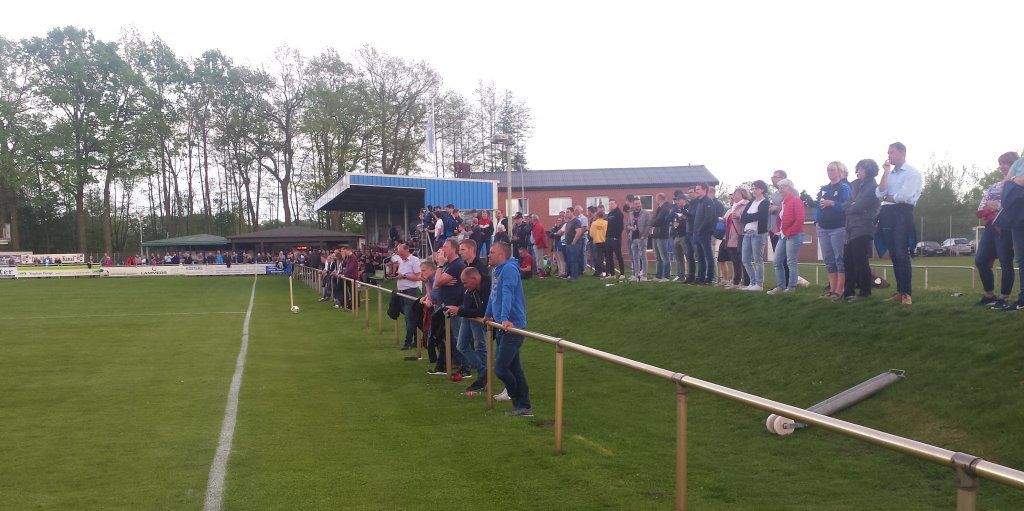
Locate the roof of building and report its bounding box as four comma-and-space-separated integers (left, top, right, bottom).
315, 172, 498, 212
142, 234, 228, 247
465, 165, 718, 190
226, 226, 363, 243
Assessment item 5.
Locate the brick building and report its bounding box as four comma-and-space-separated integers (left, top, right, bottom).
465, 165, 719, 227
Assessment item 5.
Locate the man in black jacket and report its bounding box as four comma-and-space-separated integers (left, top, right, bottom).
670, 191, 691, 282
690, 184, 717, 284
447, 266, 490, 393
651, 193, 673, 281
604, 198, 626, 279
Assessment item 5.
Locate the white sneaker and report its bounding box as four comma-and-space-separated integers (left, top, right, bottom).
494, 389, 511, 402
796, 276, 810, 287
767, 287, 783, 295
782, 287, 795, 293
745, 284, 763, 292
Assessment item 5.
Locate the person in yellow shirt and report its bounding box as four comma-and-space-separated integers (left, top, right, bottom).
589, 212, 609, 277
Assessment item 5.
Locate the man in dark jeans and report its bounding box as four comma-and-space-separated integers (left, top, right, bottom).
974, 151, 1019, 309
604, 199, 626, 279
484, 242, 532, 417
690, 183, 716, 284
670, 191, 690, 281
392, 243, 423, 350
876, 142, 923, 306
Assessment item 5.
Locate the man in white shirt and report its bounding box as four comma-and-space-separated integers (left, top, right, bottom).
393, 243, 423, 349
876, 142, 923, 305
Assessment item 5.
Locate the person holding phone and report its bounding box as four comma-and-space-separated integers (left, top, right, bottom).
876, 142, 923, 305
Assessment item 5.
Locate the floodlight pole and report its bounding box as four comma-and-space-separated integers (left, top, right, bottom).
491, 133, 514, 218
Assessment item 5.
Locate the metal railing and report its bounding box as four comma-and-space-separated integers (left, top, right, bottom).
796, 262, 1009, 290
291, 265, 1024, 510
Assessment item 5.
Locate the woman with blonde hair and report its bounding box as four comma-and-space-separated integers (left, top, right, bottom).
816, 161, 853, 299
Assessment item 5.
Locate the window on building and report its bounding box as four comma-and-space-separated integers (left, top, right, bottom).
637, 194, 654, 211
508, 198, 529, 217
549, 197, 572, 216
586, 196, 610, 209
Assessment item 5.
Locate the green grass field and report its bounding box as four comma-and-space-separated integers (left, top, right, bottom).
1, 271, 1022, 510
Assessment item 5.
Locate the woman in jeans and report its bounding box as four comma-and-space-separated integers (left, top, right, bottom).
768, 179, 806, 294
740, 180, 770, 291
816, 161, 853, 299
843, 160, 881, 301
723, 188, 750, 288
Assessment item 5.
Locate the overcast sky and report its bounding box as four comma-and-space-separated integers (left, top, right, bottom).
5, 1, 1023, 192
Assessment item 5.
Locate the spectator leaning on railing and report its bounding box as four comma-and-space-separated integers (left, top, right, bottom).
484, 242, 532, 417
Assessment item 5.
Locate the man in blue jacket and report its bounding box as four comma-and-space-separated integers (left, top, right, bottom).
484, 242, 532, 417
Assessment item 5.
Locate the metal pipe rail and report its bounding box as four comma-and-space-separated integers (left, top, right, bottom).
797, 262, 983, 290
291, 265, 1024, 510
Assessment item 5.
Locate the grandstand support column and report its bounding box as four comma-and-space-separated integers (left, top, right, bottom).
486, 326, 494, 410
444, 315, 453, 379
554, 343, 565, 454
675, 382, 689, 511
377, 289, 382, 334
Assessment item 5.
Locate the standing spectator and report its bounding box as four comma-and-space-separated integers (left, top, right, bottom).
434, 239, 468, 378
589, 211, 608, 277
1000, 155, 1024, 311
740, 181, 770, 291
510, 213, 526, 255
484, 242, 532, 417
530, 214, 548, 275
493, 224, 510, 245
876, 142, 923, 305
604, 198, 626, 279
393, 244, 423, 350
550, 212, 568, 277
389, 224, 402, 249
768, 179, 806, 294
670, 192, 690, 282
690, 183, 717, 285
447, 266, 490, 393
650, 192, 673, 281
577, 206, 591, 275
723, 187, 750, 288
564, 207, 587, 280
843, 159, 882, 301
816, 161, 853, 299
974, 151, 1019, 309
627, 197, 652, 282
767, 170, 789, 286
478, 210, 493, 259
102, 253, 113, 266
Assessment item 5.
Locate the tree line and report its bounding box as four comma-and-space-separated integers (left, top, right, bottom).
0, 26, 533, 254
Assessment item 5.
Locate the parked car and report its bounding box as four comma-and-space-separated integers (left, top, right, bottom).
941, 238, 973, 256
914, 241, 945, 257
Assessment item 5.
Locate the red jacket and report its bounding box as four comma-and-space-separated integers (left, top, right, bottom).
342, 255, 359, 279
777, 194, 806, 237
531, 222, 548, 249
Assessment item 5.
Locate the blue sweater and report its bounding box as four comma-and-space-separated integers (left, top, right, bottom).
484, 258, 527, 329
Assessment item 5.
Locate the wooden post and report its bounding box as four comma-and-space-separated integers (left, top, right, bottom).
486, 326, 494, 410
676, 382, 688, 511
364, 286, 369, 328
377, 289, 383, 334
444, 314, 453, 379
554, 344, 565, 454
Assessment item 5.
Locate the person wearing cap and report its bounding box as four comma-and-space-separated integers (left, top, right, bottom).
669, 192, 690, 282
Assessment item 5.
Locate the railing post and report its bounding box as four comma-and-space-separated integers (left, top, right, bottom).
555, 342, 565, 455
377, 289, 383, 334
364, 286, 370, 328
883, 267, 888, 282
971, 267, 976, 290
486, 325, 494, 410
444, 314, 453, 379
953, 453, 979, 511
352, 280, 358, 316
925, 267, 929, 290
814, 265, 819, 285
675, 381, 688, 511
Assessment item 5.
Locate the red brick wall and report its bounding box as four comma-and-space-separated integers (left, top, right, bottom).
500, 186, 699, 229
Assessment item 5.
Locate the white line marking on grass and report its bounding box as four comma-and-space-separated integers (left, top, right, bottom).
0, 311, 247, 320
203, 275, 258, 511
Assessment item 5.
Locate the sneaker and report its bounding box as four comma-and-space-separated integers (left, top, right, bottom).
318, 297, 328, 302
494, 389, 511, 401
427, 369, 447, 376
745, 284, 763, 292
988, 299, 1009, 310
683, 277, 695, 284
885, 293, 903, 302
332, 304, 341, 309
976, 295, 999, 307
844, 295, 858, 302
458, 368, 472, 379
796, 276, 810, 287
900, 294, 913, 305
766, 287, 783, 295
505, 408, 534, 417
1002, 300, 1024, 312
466, 379, 486, 392
618, 275, 626, 281
672, 276, 682, 282
781, 287, 795, 293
